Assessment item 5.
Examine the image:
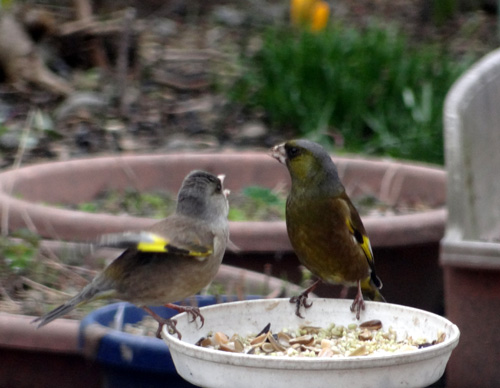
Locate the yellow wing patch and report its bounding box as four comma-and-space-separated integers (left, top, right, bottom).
182, 246, 214, 257
99, 231, 213, 257
359, 235, 374, 264
345, 218, 374, 264
137, 233, 170, 252
137, 232, 213, 257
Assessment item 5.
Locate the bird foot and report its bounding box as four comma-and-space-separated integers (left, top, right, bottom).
289, 279, 321, 318
142, 306, 182, 339
164, 303, 205, 328
350, 294, 365, 320
156, 318, 181, 339
289, 293, 313, 319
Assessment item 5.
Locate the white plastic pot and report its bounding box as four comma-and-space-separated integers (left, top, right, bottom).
162, 298, 459, 388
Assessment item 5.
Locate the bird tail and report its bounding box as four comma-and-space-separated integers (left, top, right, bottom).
32, 283, 100, 328
360, 276, 386, 302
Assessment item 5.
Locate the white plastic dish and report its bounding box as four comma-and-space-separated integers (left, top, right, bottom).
162, 298, 459, 388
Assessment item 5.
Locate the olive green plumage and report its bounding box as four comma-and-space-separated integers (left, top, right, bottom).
271, 139, 385, 319
33, 170, 230, 334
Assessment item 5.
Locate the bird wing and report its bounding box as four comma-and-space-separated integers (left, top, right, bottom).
340, 192, 376, 273
98, 219, 214, 259
341, 193, 383, 289
97, 215, 217, 288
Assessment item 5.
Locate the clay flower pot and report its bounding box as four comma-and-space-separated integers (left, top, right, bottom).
441, 47, 500, 387
0, 153, 446, 313
0, 312, 103, 388
440, 247, 500, 388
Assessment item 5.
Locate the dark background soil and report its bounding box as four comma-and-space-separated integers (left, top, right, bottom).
0, 0, 497, 168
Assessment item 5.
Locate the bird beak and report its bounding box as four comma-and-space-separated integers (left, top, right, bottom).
269, 143, 287, 165
217, 174, 230, 198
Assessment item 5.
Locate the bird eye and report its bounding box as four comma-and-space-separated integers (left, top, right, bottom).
287, 146, 300, 159
216, 183, 222, 192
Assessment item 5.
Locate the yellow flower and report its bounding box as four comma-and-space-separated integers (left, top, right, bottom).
311, 1, 330, 32
291, 0, 316, 26
290, 0, 330, 32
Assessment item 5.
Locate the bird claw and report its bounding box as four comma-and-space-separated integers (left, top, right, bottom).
156, 318, 181, 339
290, 290, 316, 318
164, 303, 205, 328
142, 306, 182, 339
350, 280, 367, 320
289, 279, 321, 318
144, 303, 205, 340
290, 293, 312, 318
350, 295, 365, 320
183, 306, 205, 327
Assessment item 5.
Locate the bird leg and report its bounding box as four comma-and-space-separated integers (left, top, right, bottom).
289, 279, 321, 318
142, 306, 181, 339
339, 285, 349, 299
164, 303, 205, 328
350, 280, 365, 319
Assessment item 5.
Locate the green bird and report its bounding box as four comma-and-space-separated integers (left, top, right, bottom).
33, 170, 230, 338
271, 139, 385, 319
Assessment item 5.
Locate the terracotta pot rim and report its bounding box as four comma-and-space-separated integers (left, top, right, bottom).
0, 312, 80, 354
0, 152, 446, 249
440, 238, 500, 270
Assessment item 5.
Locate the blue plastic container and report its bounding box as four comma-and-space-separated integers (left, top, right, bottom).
79, 295, 257, 388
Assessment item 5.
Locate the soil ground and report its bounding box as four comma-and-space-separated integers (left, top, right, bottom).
0, 0, 497, 167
